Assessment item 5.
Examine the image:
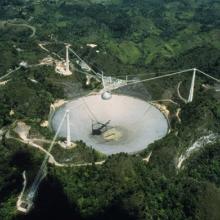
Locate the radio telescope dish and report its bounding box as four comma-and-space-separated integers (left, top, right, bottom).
52, 94, 168, 155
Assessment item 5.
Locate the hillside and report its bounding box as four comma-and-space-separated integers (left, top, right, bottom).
0, 0, 220, 219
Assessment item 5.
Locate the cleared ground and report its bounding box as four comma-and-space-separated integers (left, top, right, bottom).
52, 94, 168, 155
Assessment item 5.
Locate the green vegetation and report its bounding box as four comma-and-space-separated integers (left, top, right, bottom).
51, 141, 107, 164
0, 0, 220, 219
0, 140, 44, 220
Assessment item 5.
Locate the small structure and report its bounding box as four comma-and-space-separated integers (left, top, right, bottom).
103, 128, 122, 141
39, 56, 54, 66
86, 43, 97, 48
40, 120, 49, 128
17, 199, 33, 214
76, 60, 91, 72
86, 75, 92, 85
101, 91, 112, 100
28, 78, 38, 83
9, 109, 15, 116
58, 140, 77, 149
92, 120, 111, 135
19, 61, 28, 68
100, 74, 129, 100
14, 121, 31, 141
0, 80, 10, 86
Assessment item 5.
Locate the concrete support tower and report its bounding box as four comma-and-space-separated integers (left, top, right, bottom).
188, 68, 196, 103
66, 110, 71, 147
65, 44, 71, 74
55, 44, 72, 76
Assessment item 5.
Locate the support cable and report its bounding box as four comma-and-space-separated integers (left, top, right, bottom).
69, 48, 101, 80
27, 111, 68, 200
196, 69, 220, 82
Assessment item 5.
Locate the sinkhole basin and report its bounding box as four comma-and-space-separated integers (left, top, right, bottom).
51, 94, 169, 155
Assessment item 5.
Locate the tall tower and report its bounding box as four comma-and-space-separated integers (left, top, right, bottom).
188, 68, 196, 103
66, 110, 71, 147
65, 44, 71, 74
